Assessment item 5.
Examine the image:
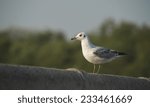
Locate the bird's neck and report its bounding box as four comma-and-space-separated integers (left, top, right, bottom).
81, 38, 94, 49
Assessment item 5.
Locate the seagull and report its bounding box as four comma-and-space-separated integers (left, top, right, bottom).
71, 32, 127, 73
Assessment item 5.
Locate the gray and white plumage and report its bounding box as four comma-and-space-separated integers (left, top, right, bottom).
71, 32, 126, 73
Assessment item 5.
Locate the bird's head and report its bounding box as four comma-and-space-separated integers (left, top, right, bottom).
71, 32, 87, 41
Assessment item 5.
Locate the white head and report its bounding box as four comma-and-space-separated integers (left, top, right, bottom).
71, 32, 87, 41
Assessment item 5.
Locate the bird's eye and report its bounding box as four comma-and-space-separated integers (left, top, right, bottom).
79, 34, 82, 37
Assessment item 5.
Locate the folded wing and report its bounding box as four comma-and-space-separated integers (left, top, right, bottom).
93, 48, 126, 59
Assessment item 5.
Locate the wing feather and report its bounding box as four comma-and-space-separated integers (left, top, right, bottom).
93, 48, 120, 59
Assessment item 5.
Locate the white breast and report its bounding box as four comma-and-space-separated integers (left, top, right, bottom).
81, 39, 103, 64
82, 47, 105, 64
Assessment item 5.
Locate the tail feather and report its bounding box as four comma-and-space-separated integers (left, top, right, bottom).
118, 52, 127, 56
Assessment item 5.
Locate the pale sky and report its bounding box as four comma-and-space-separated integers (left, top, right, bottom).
0, 0, 150, 36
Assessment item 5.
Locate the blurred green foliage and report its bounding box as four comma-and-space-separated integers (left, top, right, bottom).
0, 19, 150, 77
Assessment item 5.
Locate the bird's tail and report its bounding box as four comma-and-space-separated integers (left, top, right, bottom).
118, 52, 127, 56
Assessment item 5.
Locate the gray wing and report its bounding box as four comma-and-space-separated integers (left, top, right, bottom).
93, 48, 120, 59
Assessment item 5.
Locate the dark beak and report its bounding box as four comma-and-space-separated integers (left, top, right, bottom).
71, 37, 76, 40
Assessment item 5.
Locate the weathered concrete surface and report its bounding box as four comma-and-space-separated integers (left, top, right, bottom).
0, 64, 149, 90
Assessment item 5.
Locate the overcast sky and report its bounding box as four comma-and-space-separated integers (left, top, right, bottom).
0, 0, 150, 36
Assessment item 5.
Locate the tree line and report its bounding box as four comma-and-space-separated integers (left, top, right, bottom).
0, 19, 150, 77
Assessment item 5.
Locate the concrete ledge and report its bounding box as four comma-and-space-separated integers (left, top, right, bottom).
0, 64, 149, 90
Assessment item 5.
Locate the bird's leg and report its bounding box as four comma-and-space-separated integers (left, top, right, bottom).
93, 64, 95, 73
97, 65, 100, 73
